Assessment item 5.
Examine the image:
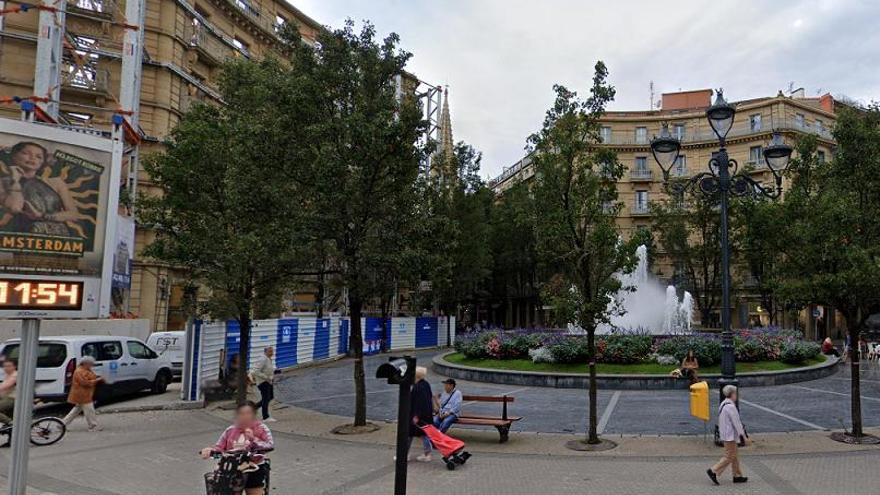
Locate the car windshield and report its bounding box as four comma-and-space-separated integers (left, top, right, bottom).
2, 343, 68, 368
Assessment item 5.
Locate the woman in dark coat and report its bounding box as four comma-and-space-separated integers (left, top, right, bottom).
408, 366, 434, 462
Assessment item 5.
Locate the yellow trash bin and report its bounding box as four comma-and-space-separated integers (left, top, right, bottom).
689, 381, 710, 421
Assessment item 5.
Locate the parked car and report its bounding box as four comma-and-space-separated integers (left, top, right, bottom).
0, 335, 174, 403
146, 331, 185, 379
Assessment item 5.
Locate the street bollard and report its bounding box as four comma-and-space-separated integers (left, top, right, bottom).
376, 356, 416, 495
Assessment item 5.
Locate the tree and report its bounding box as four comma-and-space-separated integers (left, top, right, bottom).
284, 21, 429, 427
527, 62, 632, 445
429, 143, 494, 326
651, 188, 734, 327
775, 107, 880, 439
139, 59, 312, 403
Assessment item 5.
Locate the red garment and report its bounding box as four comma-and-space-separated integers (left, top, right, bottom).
822, 341, 833, 353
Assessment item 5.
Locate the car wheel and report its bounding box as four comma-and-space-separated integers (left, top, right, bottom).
152, 371, 169, 394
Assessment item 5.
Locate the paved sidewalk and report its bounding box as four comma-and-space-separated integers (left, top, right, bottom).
0, 408, 876, 494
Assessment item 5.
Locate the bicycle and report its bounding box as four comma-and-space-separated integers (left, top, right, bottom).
0, 416, 66, 447
203, 449, 272, 495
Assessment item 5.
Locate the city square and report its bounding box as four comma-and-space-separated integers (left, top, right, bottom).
0, 0, 879, 494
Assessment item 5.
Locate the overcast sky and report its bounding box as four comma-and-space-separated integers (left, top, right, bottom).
293, 0, 880, 180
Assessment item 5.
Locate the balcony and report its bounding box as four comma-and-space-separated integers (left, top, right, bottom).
630, 168, 653, 181
631, 204, 651, 216
598, 116, 835, 146
188, 25, 233, 65
61, 63, 110, 93
227, 0, 278, 37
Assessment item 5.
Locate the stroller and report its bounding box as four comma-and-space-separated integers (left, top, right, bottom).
419, 423, 472, 470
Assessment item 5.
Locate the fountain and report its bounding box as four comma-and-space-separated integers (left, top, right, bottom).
595, 244, 693, 335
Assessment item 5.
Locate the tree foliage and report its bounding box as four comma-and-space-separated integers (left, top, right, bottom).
527, 62, 633, 444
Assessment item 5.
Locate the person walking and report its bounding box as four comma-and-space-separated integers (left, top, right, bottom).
249, 347, 276, 422
63, 356, 104, 431
409, 367, 434, 462
0, 359, 17, 425
707, 385, 750, 485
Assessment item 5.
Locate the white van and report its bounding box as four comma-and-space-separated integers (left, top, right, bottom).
0, 335, 174, 402
146, 331, 185, 378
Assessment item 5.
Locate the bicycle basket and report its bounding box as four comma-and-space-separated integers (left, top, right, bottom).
204, 471, 244, 495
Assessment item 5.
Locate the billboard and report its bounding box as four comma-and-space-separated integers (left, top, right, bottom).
0, 119, 121, 318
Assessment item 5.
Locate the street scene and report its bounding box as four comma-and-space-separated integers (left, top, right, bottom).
1, 0, 880, 494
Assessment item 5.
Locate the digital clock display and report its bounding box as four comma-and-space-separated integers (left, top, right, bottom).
0, 279, 84, 311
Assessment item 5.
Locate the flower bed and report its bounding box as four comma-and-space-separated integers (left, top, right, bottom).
454, 327, 821, 367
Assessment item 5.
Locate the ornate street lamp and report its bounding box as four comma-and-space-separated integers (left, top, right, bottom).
651, 88, 792, 404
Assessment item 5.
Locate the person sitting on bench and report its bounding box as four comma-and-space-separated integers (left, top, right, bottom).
433, 378, 462, 433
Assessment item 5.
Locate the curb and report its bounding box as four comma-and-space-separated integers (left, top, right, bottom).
432, 352, 840, 390
98, 399, 205, 414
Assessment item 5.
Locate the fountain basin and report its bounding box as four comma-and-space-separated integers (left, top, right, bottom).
432, 351, 839, 390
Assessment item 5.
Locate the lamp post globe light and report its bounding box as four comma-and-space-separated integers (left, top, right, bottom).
650, 89, 793, 403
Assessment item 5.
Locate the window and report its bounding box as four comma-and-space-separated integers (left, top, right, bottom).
75, 0, 104, 12
82, 341, 123, 361
600, 126, 612, 143
815, 119, 825, 133
635, 127, 648, 144
274, 14, 287, 32
817, 150, 826, 163
634, 156, 648, 172
635, 190, 649, 211
673, 123, 685, 140
673, 155, 686, 176
601, 200, 614, 213
749, 114, 762, 132
749, 146, 763, 165
2, 343, 67, 368
795, 113, 805, 128
127, 341, 157, 360
233, 37, 250, 56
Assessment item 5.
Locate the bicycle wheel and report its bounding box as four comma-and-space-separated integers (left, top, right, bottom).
30, 417, 66, 446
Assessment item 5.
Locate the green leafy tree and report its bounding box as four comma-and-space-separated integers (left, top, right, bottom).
284, 21, 429, 427
775, 107, 880, 438
528, 62, 632, 445
651, 189, 734, 327
139, 59, 311, 402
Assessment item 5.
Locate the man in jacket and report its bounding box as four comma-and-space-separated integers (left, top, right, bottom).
707, 385, 750, 485
63, 356, 104, 431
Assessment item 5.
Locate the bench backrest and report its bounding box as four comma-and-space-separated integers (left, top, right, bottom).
462, 395, 514, 420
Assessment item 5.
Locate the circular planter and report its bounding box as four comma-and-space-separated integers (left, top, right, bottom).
432, 352, 840, 390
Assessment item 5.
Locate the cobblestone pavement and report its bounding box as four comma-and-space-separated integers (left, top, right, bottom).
0, 408, 878, 494
275, 350, 880, 435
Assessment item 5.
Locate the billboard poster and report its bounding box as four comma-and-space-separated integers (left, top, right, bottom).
0, 132, 111, 278
111, 215, 134, 288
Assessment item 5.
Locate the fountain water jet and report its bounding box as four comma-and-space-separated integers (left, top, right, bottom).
594, 244, 693, 335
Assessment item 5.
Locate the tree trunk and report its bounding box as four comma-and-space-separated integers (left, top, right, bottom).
849, 325, 863, 437
349, 294, 367, 426
236, 313, 252, 405
586, 326, 599, 444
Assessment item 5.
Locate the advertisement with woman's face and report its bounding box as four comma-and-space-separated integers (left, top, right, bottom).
0, 133, 110, 277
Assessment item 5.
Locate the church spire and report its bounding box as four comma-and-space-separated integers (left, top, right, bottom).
433, 86, 456, 183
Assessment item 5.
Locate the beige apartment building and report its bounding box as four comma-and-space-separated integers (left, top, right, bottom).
0, 0, 322, 330
489, 88, 839, 332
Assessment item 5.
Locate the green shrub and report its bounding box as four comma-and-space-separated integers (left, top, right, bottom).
734, 337, 765, 362
656, 335, 722, 366
601, 334, 653, 364
779, 340, 821, 364
548, 337, 590, 364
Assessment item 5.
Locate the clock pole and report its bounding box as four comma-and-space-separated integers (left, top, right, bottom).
7, 318, 40, 495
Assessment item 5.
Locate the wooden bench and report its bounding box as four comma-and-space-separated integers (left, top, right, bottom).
455, 395, 522, 443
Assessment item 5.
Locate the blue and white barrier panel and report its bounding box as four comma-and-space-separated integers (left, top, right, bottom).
184, 315, 454, 400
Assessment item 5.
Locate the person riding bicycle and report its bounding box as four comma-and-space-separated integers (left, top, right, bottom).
0, 359, 18, 425
200, 401, 274, 495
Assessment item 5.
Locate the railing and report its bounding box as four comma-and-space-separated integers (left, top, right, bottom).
188, 25, 233, 64
489, 156, 532, 188
599, 116, 834, 146
227, 0, 277, 36
629, 168, 653, 180
62, 63, 110, 93
631, 204, 651, 216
